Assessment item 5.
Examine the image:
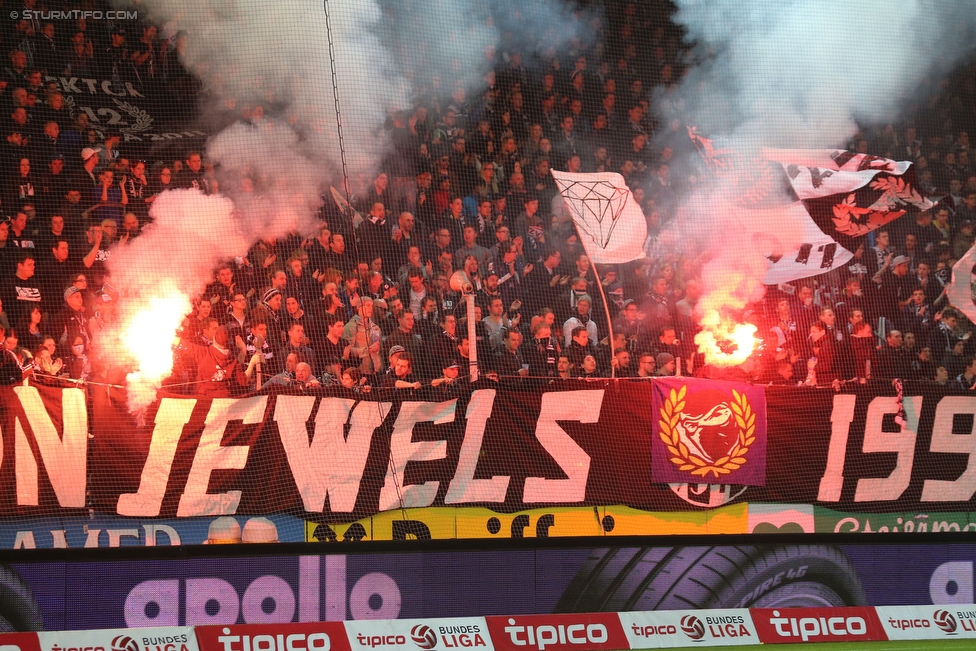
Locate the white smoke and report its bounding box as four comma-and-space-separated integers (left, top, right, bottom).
101, 190, 249, 411
101, 0, 598, 405
653, 0, 976, 364
667, 0, 976, 149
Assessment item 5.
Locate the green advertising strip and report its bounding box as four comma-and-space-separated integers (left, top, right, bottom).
814, 506, 976, 534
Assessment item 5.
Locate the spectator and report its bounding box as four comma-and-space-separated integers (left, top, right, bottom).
173, 151, 210, 193
344, 296, 382, 375
492, 328, 526, 377
563, 294, 598, 346
381, 351, 421, 389
952, 355, 976, 390
655, 352, 676, 377
912, 346, 937, 381
282, 323, 315, 373
454, 224, 492, 274
636, 351, 656, 378
0, 251, 41, 324
875, 330, 911, 379
524, 320, 559, 377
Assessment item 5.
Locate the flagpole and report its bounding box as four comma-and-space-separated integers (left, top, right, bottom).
587, 258, 618, 379
549, 175, 644, 381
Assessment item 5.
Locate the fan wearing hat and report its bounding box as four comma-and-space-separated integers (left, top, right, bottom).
49, 284, 92, 354
873, 252, 918, 328
103, 27, 129, 81
251, 288, 284, 345
75, 146, 101, 193
380, 350, 421, 389
431, 358, 462, 390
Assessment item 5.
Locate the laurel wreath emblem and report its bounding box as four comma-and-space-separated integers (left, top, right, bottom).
113, 98, 154, 134
658, 385, 756, 478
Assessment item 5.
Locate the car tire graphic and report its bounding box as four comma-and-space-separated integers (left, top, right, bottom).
0, 565, 44, 631
554, 545, 866, 612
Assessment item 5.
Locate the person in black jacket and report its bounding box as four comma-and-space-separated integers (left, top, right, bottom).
0, 324, 25, 384
523, 321, 558, 378
491, 328, 526, 377
357, 201, 392, 263
875, 330, 911, 379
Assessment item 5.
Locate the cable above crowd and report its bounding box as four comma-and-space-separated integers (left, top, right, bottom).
1, 1, 976, 393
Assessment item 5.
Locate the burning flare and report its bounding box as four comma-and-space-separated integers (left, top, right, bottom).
694, 311, 759, 367
120, 284, 191, 411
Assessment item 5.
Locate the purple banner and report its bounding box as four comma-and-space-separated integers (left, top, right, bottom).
651, 378, 767, 485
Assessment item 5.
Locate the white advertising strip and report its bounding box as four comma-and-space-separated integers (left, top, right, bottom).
876, 605, 976, 640
344, 617, 494, 651
37, 626, 198, 650
617, 609, 758, 648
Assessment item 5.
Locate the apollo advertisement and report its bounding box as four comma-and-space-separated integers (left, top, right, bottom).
1, 543, 975, 632
1, 379, 976, 545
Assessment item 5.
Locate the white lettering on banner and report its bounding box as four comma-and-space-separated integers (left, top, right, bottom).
177, 396, 267, 517
618, 609, 756, 647
106, 528, 140, 546
37, 627, 198, 650
13, 386, 87, 507
768, 610, 867, 641
817, 394, 856, 501
854, 396, 921, 502
13, 531, 35, 549
216, 628, 332, 650
275, 396, 391, 513
117, 398, 197, 516
144, 524, 182, 546
523, 391, 602, 503
445, 389, 510, 504
100, 80, 125, 96
504, 619, 607, 650
922, 397, 976, 501
379, 401, 456, 511
14, 418, 36, 507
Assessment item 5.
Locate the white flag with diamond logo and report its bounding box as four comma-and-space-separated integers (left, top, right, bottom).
551, 170, 648, 264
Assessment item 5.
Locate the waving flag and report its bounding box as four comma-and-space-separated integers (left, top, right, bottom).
689, 129, 934, 284
551, 170, 648, 264
948, 244, 976, 322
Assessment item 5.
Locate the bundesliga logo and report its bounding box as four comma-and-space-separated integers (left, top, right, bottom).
934, 610, 958, 634
680, 616, 705, 641
412, 625, 438, 650
659, 386, 756, 479
112, 636, 140, 651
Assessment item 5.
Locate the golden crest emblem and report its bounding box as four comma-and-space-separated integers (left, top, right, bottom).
658, 385, 756, 478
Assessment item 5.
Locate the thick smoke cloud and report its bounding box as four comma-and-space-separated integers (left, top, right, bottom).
652, 0, 976, 364
104, 0, 597, 405
665, 0, 976, 150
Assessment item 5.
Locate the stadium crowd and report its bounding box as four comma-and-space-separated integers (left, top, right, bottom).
1, 1, 976, 393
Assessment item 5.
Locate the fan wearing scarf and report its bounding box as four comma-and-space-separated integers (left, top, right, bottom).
562, 292, 597, 347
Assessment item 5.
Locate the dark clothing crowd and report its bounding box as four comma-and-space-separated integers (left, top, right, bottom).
2, 0, 976, 394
